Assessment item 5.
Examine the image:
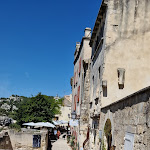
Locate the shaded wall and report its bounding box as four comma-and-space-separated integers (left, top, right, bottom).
100, 86, 150, 150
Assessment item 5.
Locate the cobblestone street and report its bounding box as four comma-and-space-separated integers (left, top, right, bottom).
52, 136, 71, 150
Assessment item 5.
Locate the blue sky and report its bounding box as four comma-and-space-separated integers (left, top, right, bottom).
0, 0, 101, 98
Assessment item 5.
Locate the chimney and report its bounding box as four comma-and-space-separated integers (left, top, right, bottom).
76, 42, 80, 51
84, 27, 91, 38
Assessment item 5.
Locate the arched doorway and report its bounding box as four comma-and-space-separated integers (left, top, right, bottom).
103, 119, 112, 150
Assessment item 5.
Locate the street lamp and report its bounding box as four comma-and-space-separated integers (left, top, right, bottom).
71, 111, 76, 120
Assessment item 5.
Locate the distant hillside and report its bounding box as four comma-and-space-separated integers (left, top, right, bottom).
0, 95, 24, 116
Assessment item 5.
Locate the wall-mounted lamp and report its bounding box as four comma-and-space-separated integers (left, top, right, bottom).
71, 111, 76, 120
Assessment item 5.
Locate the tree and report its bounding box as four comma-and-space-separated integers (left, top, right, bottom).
14, 93, 61, 126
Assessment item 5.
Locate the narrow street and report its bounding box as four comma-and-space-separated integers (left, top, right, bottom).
52, 135, 71, 150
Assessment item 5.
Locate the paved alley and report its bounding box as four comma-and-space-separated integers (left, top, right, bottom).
52, 137, 71, 150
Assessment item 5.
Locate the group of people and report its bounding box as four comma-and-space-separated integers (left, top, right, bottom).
53, 128, 61, 139
47, 125, 70, 150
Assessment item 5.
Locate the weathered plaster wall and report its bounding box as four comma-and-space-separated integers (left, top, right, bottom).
102, 0, 150, 107
9, 129, 48, 150
71, 28, 92, 150
56, 106, 71, 122
80, 60, 91, 149
99, 87, 150, 150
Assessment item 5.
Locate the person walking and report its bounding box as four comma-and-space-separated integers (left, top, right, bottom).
48, 131, 52, 150
57, 130, 61, 139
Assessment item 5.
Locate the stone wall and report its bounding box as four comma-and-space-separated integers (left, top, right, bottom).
9, 129, 48, 150
0, 131, 13, 150
101, 0, 150, 107
99, 86, 150, 150
79, 60, 91, 149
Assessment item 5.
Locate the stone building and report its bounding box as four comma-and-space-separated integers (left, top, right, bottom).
88, 0, 150, 149
8, 128, 48, 150
71, 27, 92, 150
54, 95, 72, 122
99, 86, 150, 150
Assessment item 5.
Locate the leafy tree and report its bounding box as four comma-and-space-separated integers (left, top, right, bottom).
14, 93, 61, 126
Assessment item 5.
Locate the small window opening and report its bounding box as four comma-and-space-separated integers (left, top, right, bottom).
117, 68, 125, 89
90, 102, 92, 109
33, 135, 41, 148
103, 87, 107, 97
102, 80, 107, 97
98, 67, 101, 79
95, 98, 98, 105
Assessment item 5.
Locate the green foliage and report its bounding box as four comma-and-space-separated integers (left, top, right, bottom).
70, 136, 75, 148
9, 123, 21, 131
0, 127, 4, 132
104, 119, 111, 138
67, 136, 70, 143
57, 98, 64, 106
101, 139, 106, 150
14, 93, 61, 126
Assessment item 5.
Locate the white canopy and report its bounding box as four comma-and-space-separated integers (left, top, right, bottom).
60, 120, 68, 124
69, 119, 78, 127
52, 120, 60, 125
52, 120, 68, 125
34, 122, 55, 128
22, 122, 35, 126
23, 122, 55, 128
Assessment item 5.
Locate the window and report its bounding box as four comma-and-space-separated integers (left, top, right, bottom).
95, 98, 98, 105
90, 102, 92, 109
117, 68, 125, 89
102, 80, 107, 97
98, 66, 101, 79
93, 76, 94, 95
33, 135, 41, 148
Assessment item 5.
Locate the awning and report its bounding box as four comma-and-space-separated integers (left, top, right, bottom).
69, 119, 78, 127
22, 122, 55, 128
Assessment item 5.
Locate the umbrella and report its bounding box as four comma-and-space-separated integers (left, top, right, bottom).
22, 122, 55, 128
45, 122, 55, 128
69, 119, 78, 127
60, 120, 68, 124
34, 122, 55, 128
52, 121, 60, 125
22, 122, 35, 126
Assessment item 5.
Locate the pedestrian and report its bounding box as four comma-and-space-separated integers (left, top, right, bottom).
57, 130, 61, 139
47, 131, 52, 150
54, 128, 57, 139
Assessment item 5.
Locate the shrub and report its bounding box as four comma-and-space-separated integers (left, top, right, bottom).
9, 123, 21, 131
67, 135, 70, 143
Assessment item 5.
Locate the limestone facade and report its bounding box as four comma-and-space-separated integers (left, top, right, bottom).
71, 28, 92, 149
88, 0, 150, 149
8, 128, 48, 150
55, 95, 72, 122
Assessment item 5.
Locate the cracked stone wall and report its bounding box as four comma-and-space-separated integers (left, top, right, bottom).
99, 87, 150, 150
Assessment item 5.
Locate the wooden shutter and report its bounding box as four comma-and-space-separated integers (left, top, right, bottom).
77, 86, 80, 102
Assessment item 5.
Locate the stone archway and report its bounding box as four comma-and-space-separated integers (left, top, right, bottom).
103, 119, 112, 150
